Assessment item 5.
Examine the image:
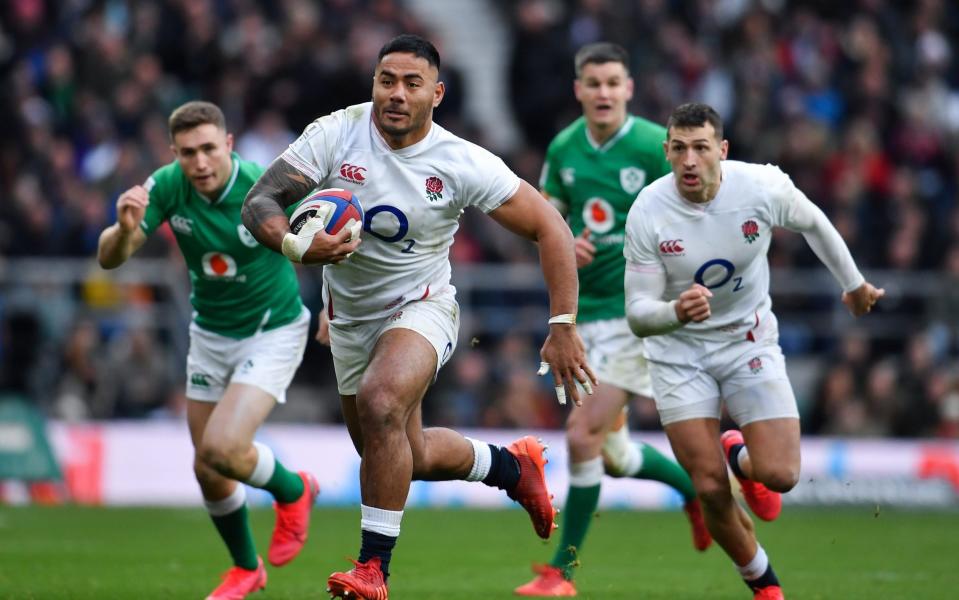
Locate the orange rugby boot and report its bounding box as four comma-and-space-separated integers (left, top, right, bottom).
327, 556, 389, 600
514, 564, 577, 597
268, 471, 319, 566
506, 436, 558, 539
205, 556, 266, 600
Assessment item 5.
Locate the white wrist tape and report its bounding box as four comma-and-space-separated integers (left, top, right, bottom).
281, 207, 331, 263
282, 231, 310, 262
548, 313, 576, 325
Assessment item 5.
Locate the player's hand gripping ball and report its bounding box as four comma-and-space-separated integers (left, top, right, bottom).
290, 188, 364, 238
284, 188, 364, 262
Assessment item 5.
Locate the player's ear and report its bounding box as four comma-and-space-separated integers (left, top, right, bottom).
433, 80, 445, 108
573, 78, 583, 102
625, 76, 634, 102
225, 132, 234, 152
719, 139, 729, 159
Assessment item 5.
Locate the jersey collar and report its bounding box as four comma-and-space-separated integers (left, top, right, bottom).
196, 153, 240, 205
585, 116, 634, 153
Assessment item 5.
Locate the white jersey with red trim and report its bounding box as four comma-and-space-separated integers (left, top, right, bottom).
282, 102, 520, 322
624, 160, 855, 351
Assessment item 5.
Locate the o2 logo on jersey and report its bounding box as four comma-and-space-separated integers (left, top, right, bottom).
694, 258, 744, 292
582, 197, 615, 234
364, 205, 408, 243
202, 252, 237, 277
363, 204, 417, 253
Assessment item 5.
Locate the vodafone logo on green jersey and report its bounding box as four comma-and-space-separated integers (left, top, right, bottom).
582, 197, 615, 234
201, 252, 238, 278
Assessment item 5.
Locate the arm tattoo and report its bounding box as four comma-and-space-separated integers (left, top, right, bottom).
242, 158, 316, 235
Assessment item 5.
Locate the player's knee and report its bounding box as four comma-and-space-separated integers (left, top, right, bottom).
356, 389, 405, 433
755, 465, 799, 493
193, 455, 220, 487
693, 472, 733, 510
565, 413, 605, 452
197, 436, 244, 476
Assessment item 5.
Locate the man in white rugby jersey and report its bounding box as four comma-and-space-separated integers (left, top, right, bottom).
242, 34, 596, 599
624, 103, 883, 600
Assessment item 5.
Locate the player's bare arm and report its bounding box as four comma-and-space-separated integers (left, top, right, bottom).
97, 184, 148, 269
841, 282, 884, 317
242, 157, 359, 264
490, 180, 598, 405
242, 157, 315, 250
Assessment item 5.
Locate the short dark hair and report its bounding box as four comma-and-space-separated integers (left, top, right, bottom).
574, 42, 629, 77
168, 101, 226, 138
666, 103, 724, 139
378, 34, 440, 70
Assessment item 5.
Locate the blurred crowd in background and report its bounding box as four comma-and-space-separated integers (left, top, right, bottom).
1, 0, 958, 438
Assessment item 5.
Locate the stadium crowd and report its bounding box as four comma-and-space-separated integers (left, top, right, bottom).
1, 0, 958, 438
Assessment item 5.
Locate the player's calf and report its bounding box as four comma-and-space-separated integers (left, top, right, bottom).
749, 464, 799, 494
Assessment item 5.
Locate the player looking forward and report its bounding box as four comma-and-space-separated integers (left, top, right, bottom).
515, 42, 711, 598
97, 101, 318, 600
624, 102, 884, 599
242, 34, 597, 600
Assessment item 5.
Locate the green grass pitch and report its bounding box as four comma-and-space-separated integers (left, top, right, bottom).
0, 505, 956, 598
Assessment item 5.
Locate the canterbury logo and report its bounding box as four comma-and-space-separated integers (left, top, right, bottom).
659, 239, 685, 255
339, 163, 367, 182
190, 373, 210, 387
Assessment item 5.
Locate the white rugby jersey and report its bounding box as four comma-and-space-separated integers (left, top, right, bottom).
624, 160, 863, 348
282, 102, 520, 322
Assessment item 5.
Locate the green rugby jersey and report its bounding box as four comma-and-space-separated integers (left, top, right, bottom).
140, 153, 303, 338
540, 115, 670, 323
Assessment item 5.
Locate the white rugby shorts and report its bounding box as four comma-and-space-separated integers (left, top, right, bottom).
647, 320, 799, 426
186, 307, 310, 404
579, 318, 652, 397
328, 287, 459, 396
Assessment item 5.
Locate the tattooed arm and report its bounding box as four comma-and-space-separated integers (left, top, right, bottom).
242, 157, 359, 264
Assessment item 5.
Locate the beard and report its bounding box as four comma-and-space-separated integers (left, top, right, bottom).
375, 104, 426, 137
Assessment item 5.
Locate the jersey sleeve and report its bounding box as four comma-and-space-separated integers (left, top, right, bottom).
280, 110, 346, 183
623, 197, 663, 271
456, 146, 521, 213
766, 165, 864, 292
138, 170, 172, 236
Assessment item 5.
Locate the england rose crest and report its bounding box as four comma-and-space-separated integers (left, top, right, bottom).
425, 176, 444, 202
742, 219, 760, 243
748, 356, 763, 373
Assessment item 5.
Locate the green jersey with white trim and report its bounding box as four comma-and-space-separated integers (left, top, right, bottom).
540, 115, 670, 323
140, 153, 303, 338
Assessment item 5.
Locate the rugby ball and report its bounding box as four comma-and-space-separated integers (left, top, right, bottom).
289, 188, 364, 237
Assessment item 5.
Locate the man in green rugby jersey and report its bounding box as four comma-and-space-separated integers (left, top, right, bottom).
97, 101, 325, 600
515, 43, 711, 597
